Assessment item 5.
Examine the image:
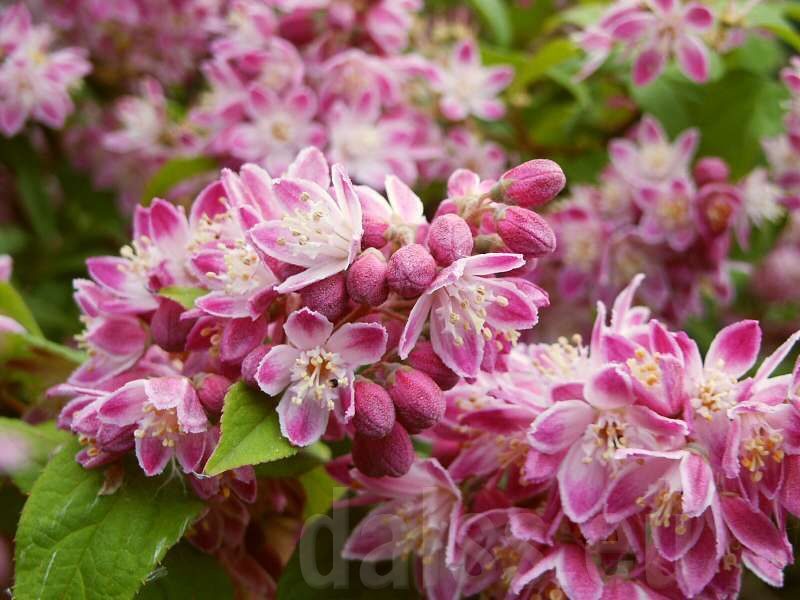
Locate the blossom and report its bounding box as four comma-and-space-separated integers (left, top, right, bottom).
255, 308, 387, 446
399, 253, 546, 378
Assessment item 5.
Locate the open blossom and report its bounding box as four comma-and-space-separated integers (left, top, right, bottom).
0, 4, 90, 136
255, 308, 387, 446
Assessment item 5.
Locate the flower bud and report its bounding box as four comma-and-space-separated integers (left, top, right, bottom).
299, 272, 349, 321
694, 157, 730, 186
352, 423, 414, 477
492, 159, 565, 208
362, 214, 389, 249
407, 341, 460, 390
386, 244, 436, 299
151, 298, 193, 352
242, 345, 270, 387
387, 367, 444, 433
427, 214, 473, 266
358, 313, 403, 350
495, 206, 556, 257
195, 373, 231, 413
352, 379, 395, 438
346, 249, 389, 306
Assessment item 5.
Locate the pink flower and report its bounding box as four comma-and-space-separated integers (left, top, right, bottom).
255, 308, 387, 446
436, 39, 513, 121
399, 253, 545, 378
96, 376, 208, 476
635, 178, 697, 251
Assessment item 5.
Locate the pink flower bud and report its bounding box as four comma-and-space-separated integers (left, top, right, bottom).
352, 379, 395, 438
694, 157, 730, 186
495, 206, 556, 257
427, 214, 474, 266
493, 159, 566, 208
151, 298, 193, 352
352, 423, 414, 477
387, 367, 444, 433
299, 272, 349, 321
407, 341, 460, 390
242, 345, 270, 387
386, 244, 436, 299
195, 373, 231, 413
358, 313, 403, 350
362, 214, 389, 249
346, 249, 389, 306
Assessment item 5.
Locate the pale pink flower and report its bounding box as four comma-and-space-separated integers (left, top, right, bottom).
255, 308, 386, 446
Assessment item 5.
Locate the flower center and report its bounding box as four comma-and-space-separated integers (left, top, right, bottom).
530, 335, 587, 382
290, 348, 347, 410
648, 487, 689, 533
626, 347, 662, 387
691, 367, 736, 420
134, 405, 180, 447
640, 143, 673, 179
276, 191, 351, 259
584, 413, 627, 462
439, 276, 509, 347
741, 423, 784, 481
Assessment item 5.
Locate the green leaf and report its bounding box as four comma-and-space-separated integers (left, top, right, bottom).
158, 286, 208, 310
136, 543, 233, 600
748, 2, 800, 52
469, 0, 512, 46
254, 442, 331, 478
142, 157, 217, 205
0, 418, 71, 493
299, 466, 346, 520
15, 441, 204, 600
204, 382, 298, 477
509, 38, 580, 96
0, 281, 42, 337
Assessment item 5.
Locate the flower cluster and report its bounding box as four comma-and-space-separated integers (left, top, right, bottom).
339, 275, 800, 599
531, 114, 784, 335
51, 148, 562, 583
0, 4, 90, 136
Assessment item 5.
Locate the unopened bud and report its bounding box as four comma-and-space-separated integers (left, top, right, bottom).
362, 214, 389, 249
151, 298, 193, 352
352, 423, 414, 477
352, 380, 395, 438
386, 244, 436, 299
387, 367, 444, 433
242, 345, 271, 387
427, 214, 474, 266
299, 272, 349, 321
346, 249, 389, 306
495, 206, 556, 257
407, 341, 460, 390
195, 374, 232, 413
492, 159, 565, 208
694, 157, 730, 186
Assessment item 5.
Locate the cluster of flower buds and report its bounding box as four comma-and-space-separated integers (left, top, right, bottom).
532, 114, 784, 334
53, 147, 563, 483
21, 0, 512, 207
0, 4, 90, 136
337, 275, 800, 599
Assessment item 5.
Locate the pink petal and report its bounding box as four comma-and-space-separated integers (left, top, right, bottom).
675, 35, 709, 83
342, 504, 405, 561
514, 545, 603, 600
145, 377, 207, 433
284, 307, 334, 350
327, 322, 387, 366
136, 436, 172, 476
633, 47, 666, 86
586, 366, 633, 409
705, 320, 761, 378
684, 3, 714, 30
429, 296, 483, 378
680, 453, 714, 517
149, 198, 189, 255
605, 459, 672, 522
195, 292, 251, 318
720, 495, 790, 567
286, 146, 330, 188
529, 400, 594, 453
385, 175, 424, 223
453, 39, 478, 66
677, 522, 718, 596
483, 279, 539, 330
176, 433, 206, 473
461, 252, 525, 276
331, 164, 362, 226
779, 455, 800, 517
256, 345, 301, 396
653, 515, 703, 561
221, 316, 268, 364
558, 444, 611, 523
98, 381, 147, 425
398, 293, 433, 359
742, 549, 784, 587
447, 169, 480, 197
276, 389, 330, 446
277, 257, 350, 294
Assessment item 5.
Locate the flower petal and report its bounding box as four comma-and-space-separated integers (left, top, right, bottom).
529, 400, 594, 453
284, 308, 333, 350
327, 322, 387, 366
276, 388, 331, 446
558, 443, 611, 523
705, 320, 761, 378
136, 436, 172, 476
256, 345, 300, 396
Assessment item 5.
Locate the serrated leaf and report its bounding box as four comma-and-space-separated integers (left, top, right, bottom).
469, 0, 512, 46
0, 418, 71, 493
254, 442, 331, 478
142, 157, 217, 206
136, 543, 233, 600
0, 281, 42, 337
15, 441, 203, 600
204, 382, 298, 476
158, 286, 208, 310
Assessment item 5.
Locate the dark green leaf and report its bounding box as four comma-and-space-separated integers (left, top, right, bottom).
0, 281, 42, 337
136, 543, 233, 600
299, 466, 345, 520
509, 38, 580, 96
0, 419, 71, 493
204, 383, 298, 476
254, 442, 331, 478
15, 440, 203, 600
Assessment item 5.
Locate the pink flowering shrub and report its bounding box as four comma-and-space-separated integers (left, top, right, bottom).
4, 1, 800, 599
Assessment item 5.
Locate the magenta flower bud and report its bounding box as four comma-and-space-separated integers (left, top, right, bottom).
427, 214, 474, 266
407, 341, 460, 390
151, 298, 193, 352
242, 345, 270, 387
352, 423, 414, 477
387, 367, 445, 433
694, 157, 730, 186
299, 272, 349, 321
493, 159, 566, 208
362, 214, 389, 249
346, 249, 389, 306
352, 379, 396, 438
495, 206, 556, 257
386, 244, 436, 299
195, 373, 231, 413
